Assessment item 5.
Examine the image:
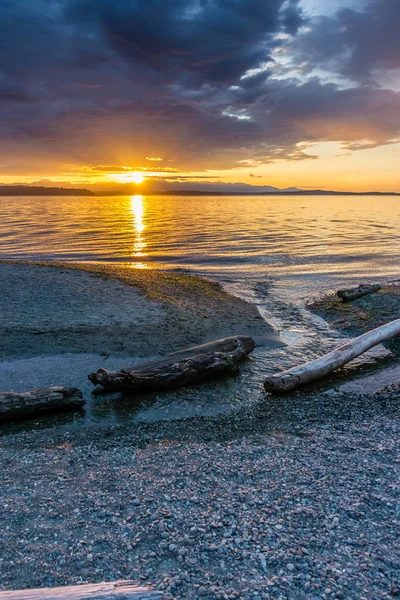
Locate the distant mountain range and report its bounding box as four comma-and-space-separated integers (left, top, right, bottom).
1, 182, 399, 197
143, 189, 400, 197
0, 185, 95, 196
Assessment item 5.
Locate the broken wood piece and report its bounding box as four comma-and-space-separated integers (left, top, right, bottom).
89, 335, 255, 393
0, 387, 84, 421
337, 283, 381, 302
264, 318, 400, 394
0, 580, 161, 599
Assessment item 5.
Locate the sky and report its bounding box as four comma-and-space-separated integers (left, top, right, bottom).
0, 0, 399, 192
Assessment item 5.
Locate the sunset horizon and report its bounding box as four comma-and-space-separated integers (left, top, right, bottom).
2, 139, 400, 194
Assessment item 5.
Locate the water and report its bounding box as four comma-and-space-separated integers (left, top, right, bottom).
1, 194, 399, 280
1, 194, 399, 427
1, 193, 399, 333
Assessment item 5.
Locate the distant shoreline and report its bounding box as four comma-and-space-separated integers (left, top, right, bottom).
0, 185, 399, 197
120, 190, 400, 197
0, 185, 95, 196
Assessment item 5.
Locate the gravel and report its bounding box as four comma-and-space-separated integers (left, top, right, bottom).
0, 386, 399, 599
0, 265, 399, 599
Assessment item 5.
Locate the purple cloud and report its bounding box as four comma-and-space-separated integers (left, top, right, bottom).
0, 0, 399, 176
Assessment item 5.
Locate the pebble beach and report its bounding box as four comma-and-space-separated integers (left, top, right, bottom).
0, 262, 399, 599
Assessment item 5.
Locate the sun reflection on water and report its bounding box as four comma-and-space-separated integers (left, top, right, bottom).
130, 195, 149, 268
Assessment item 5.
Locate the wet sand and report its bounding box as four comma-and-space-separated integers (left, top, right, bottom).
0, 261, 281, 397
0, 261, 281, 360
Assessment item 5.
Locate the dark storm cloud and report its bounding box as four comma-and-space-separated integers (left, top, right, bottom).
234, 78, 400, 156
0, 0, 399, 175
66, 0, 304, 86
292, 0, 400, 83
0, 84, 35, 103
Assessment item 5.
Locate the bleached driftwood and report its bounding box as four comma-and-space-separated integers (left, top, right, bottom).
264, 318, 400, 393
0, 580, 161, 599
0, 387, 84, 421
89, 335, 255, 393
337, 283, 381, 302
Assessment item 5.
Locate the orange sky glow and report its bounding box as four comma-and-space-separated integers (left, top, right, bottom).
2, 139, 400, 193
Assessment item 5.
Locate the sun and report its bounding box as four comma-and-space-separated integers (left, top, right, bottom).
113, 172, 145, 184
131, 172, 144, 184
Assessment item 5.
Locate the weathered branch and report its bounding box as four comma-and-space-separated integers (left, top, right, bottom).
264, 318, 400, 394
0, 387, 84, 421
89, 336, 255, 393
337, 283, 381, 302
0, 580, 161, 599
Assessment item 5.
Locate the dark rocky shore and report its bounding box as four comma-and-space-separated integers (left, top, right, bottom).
308, 283, 400, 351
0, 265, 399, 599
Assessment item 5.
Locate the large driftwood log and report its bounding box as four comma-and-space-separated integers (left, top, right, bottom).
337, 283, 381, 302
89, 336, 255, 393
0, 387, 84, 421
0, 581, 161, 599
264, 318, 400, 394
125, 336, 256, 371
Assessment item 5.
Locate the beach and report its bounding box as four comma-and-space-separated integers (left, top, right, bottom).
0, 261, 399, 599
0, 261, 281, 407
0, 261, 280, 361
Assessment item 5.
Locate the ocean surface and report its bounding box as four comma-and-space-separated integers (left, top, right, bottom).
1, 193, 399, 299
1, 194, 399, 426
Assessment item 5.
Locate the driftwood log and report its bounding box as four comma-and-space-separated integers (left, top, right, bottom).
0, 581, 161, 599
0, 387, 84, 421
264, 318, 400, 394
89, 336, 255, 393
337, 283, 381, 302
